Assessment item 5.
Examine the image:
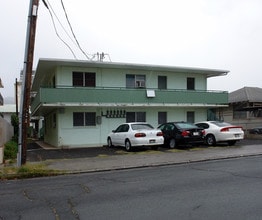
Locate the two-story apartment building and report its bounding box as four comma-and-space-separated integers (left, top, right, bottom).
31, 58, 229, 148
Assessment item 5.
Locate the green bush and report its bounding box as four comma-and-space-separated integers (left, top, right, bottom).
4, 141, 18, 160
11, 114, 19, 142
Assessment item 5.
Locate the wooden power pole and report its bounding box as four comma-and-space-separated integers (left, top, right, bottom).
19, 0, 39, 165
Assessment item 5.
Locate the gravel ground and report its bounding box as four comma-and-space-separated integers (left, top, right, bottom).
26, 138, 262, 162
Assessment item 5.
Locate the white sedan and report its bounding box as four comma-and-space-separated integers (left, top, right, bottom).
107, 122, 164, 151
195, 121, 244, 146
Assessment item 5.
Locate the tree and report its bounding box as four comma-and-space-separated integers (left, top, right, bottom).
11, 114, 19, 141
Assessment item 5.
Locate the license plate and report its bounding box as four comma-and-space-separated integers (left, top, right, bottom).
149, 139, 156, 143
193, 132, 199, 136
235, 134, 240, 138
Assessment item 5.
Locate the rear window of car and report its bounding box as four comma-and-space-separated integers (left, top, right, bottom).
131, 124, 154, 130
211, 121, 231, 127
176, 122, 198, 129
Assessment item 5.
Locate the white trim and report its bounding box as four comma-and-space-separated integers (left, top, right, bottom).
41, 102, 228, 108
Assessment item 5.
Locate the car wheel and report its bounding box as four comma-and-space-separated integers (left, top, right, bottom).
169, 139, 176, 149
228, 140, 236, 146
206, 134, 216, 146
107, 137, 113, 147
125, 140, 132, 152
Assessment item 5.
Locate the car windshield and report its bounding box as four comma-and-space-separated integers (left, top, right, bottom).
176, 122, 198, 129
131, 124, 154, 130
211, 121, 232, 127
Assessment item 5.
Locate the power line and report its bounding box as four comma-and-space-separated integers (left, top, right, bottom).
42, 0, 112, 62
60, 0, 90, 60
43, 0, 78, 48
42, 0, 78, 59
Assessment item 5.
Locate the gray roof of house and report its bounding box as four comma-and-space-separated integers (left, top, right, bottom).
229, 87, 262, 103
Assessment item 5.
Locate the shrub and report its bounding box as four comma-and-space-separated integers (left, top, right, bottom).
4, 141, 18, 160
11, 114, 19, 142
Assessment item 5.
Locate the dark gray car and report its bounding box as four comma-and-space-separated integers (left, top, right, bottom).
158, 122, 205, 148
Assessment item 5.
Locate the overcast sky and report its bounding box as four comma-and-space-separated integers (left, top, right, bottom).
1, 0, 262, 101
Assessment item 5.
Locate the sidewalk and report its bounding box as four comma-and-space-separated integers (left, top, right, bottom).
28, 141, 262, 174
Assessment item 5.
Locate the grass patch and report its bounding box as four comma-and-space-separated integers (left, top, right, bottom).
166, 149, 185, 153
115, 150, 130, 155
0, 163, 63, 180
97, 154, 109, 158
4, 140, 18, 160
135, 150, 163, 155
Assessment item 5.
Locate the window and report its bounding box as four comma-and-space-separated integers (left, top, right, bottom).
187, 111, 195, 123
187, 77, 195, 90
115, 124, 130, 133
158, 112, 167, 124
126, 74, 146, 88
73, 72, 83, 86
85, 112, 96, 126
195, 123, 209, 129
158, 76, 167, 89
126, 112, 146, 122
73, 72, 96, 87
158, 123, 175, 131
73, 112, 96, 126
73, 112, 84, 126
85, 73, 96, 87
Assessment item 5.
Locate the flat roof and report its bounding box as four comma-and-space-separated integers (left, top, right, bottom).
32, 58, 229, 91
0, 104, 16, 113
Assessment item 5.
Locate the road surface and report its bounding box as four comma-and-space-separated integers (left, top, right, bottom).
1, 155, 262, 220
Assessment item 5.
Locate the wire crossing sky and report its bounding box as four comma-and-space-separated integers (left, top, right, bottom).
1, 0, 262, 100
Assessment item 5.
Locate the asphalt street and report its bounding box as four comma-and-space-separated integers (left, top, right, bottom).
1, 156, 262, 220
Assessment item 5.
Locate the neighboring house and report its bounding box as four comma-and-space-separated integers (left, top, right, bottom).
222, 87, 262, 132
0, 105, 16, 142
0, 104, 16, 124
31, 58, 229, 148
0, 80, 14, 146
0, 94, 15, 145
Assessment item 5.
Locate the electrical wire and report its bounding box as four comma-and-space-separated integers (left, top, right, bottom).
42, 0, 78, 59
42, 0, 112, 62
60, 0, 90, 60
43, 0, 79, 48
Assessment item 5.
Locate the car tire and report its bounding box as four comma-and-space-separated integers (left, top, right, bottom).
125, 140, 132, 152
228, 140, 236, 146
169, 138, 176, 149
206, 134, 216, 146
107, 137, 113, 148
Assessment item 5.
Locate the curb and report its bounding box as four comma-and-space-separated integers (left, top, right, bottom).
48, 151, 262, 175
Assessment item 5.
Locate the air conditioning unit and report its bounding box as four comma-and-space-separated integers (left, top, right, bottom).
136, 80, 145, 88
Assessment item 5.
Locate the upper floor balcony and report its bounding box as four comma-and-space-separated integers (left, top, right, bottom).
31, 87, 228, 116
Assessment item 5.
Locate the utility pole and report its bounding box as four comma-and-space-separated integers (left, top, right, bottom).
18, 0, 39, 166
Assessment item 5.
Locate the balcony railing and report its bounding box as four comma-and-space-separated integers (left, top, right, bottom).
31, 87, 228, 113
